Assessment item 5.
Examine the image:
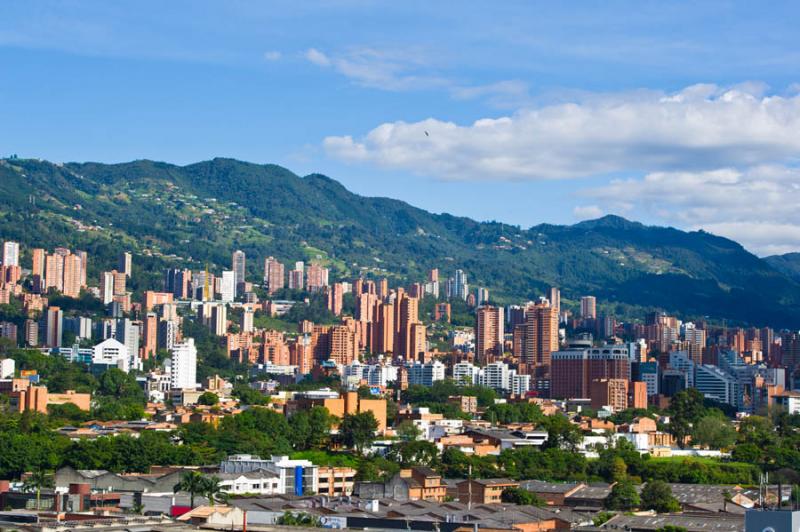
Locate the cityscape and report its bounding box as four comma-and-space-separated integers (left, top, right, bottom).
2, 2, 800, 532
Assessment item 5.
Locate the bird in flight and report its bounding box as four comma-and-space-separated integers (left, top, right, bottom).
424, 131, 429, 137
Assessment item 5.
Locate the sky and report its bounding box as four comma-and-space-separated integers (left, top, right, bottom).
1, 1, 799, 256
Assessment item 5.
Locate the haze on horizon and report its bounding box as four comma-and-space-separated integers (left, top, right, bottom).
1, 1, 799, 256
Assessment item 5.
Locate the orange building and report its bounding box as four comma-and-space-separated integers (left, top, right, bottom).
457, 478, 520, 505
590, 378, 628, 411
397, 467, 447, 502
144, 291, 174, 311
2, 380, 91, 414
293, 391, 387, 434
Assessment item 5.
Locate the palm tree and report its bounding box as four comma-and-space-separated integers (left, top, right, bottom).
22, 468, 52, 511
173, 471, 208, 508
203, 476, 229, 507
722, 489, 732, 512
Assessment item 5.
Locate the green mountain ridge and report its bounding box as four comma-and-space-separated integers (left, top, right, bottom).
1, 156, 799, 328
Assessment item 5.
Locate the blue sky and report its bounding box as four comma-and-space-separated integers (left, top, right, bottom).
2, 1, 800, 255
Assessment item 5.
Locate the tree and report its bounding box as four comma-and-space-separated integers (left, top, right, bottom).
231, 383, 270, 405
203, 475, 228, 506
290, 407, 334, 450
500, 486, 545, 507
692, 415, 736, 450
593, 512, 615, 526
668, 389, 705, 448
174, 471, 208, 508
276, 511, 321, 527
198, 392, 219, 406
396, 420, 421, 442
387, 440, 440, 467
656, 527, 687, 532
97, 368, 145, 400
542, 414, 584, 451
606, 480, 640, 511
340, 412, 379, 455
722, 489, 732, 512
22, 468, 53, 510
640, 480, 681, 513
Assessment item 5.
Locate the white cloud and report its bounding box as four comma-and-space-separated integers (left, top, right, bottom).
304, 46, 447, 91
573, 205, 604, 220
323, 84, 800, 181
583, 165, 800, 255
305, 47, 331, 67
263, 50, 281, 61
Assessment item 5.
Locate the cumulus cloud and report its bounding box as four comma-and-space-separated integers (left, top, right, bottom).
573, 205, 604, 220
583, 165, 800, 255
323, 84, 800, 181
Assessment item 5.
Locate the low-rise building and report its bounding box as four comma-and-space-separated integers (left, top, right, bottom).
457, 478, 519, 505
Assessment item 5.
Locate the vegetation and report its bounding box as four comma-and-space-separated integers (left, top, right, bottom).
500, 486, 545, 506
173, 471, 208, 508
640, 480, 681, 513
606, 480, 640, 511
276, 511, 321, 527
339, 412, 379, 455
4, 157, 800, 326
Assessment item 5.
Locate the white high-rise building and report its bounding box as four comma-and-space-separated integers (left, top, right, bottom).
220, 270, 235, 302
407, 361, 446, 386
115, 318, 141, 372
241, 307, 254, 333
480, 361, 512, 391
453, 361, 480, 385
169, 338, 198, 390
232, 250, 246, 291
93, 337, 131, 372
2, 241, 19, 267
512, 374, 531, 395
454, 269, 468, 300
100, 272, 115, 305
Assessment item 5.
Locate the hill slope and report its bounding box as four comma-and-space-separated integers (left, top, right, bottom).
0, 157, 798, 327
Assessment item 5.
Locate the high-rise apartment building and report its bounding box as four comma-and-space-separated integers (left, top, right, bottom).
580, 296, 596, 319
142, 313, 158, 360
100, 272, 115, 305
210, 304, 228, 336
241, 307, 255, 333
306, 263, 329, 292
44, 253, 64, 292
475, 305, 504, 364
220, 270, 235, 302
327, 283, 344, 316
2, 241, 19, 267
521, 301, 559, 376
118, 252, 132, 277
45, 306, 63, 347
550, 345, 631, 399
62, 254, 83, 298
31, 248, 45, 279
453, 269, 468, 300
329, 325, 357, 365
232, 250, 246, 294
288, 261, 304, 290
371, 301, 394, 355
264, 257, 285, 294
397, 295, 420, 360
169, 339, 198, 390
549, 287, 560, 313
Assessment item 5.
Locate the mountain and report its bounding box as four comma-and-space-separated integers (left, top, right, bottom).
1, 156, 798, 328
765, 253, 800, 282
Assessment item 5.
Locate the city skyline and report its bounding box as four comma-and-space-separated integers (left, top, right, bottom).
2, 2, 800, 256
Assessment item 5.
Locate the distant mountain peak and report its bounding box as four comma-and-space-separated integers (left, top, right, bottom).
574, 214, 643, 230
